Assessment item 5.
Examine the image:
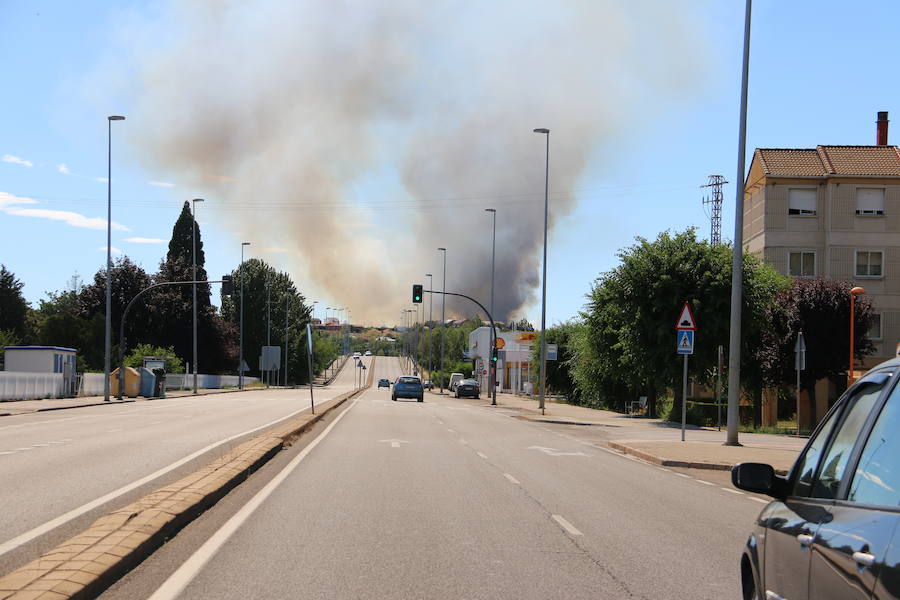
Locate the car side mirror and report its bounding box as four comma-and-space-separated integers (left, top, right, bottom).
732, 462, 785, 499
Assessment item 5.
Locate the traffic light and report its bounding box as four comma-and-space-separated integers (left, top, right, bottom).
412, 284, 423, 304
491, 346, 499, 362
221, 275, 234, 296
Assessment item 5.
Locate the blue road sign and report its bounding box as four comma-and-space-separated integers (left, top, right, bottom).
677, 330, 694, 355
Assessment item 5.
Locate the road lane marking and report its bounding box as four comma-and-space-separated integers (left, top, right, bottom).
552, 515, 584, 536
0, 398, 335, 558
476, 451, 488, 460
147, 395, 361, 600
503, 473, 520, 485
748, 497, 768, 503
695, 479, 715, 486
446, 428, 455, 433
106, 429, 124, 433
379, 439, 410, 448
526, 446, 589, 457
459, 439, 468, 445
721, 487, 743, 495
655, 467, 670, 472
30, 444, 50, 448
674, 472, 691, 478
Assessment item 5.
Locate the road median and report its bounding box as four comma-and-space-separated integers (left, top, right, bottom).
0, 357, 375, 600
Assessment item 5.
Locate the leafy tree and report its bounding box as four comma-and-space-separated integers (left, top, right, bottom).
529, 321, 583, 401
512, 317, 535, 332
757, 277, 875, 423
575, 229, 787, 417
0, 265, 29, 336
220, 259, 313, 382
124, 343, 185, 373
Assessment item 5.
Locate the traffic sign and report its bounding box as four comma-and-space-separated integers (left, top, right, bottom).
495, 337, 506, 349
794, 332, 806, 371
482, 369, 488, 376
677, 330, 694, 354
676, 302, 696, 330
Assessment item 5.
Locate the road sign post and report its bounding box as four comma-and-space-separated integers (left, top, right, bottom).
676, 302, 696, 442
306, 324, 315, 414
716, 345, 724, 431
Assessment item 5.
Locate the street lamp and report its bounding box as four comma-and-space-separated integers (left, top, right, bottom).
438, 247, 447, 393
239, 242, 250, 390
533, 128, 550, 415
849, 286, 866, 385
191, 198, 205, 394
485, 208, 497, 406
426, 273, 433, 377
104, 115, 125, 402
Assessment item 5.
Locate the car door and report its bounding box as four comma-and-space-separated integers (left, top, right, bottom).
763, 372, 892, 600
804, 371, 895, 600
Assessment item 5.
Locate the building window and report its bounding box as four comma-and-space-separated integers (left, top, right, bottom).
788, 251, 815, 277
856, 188, 885, 216
856, 251, 884, 277
788, 188, 817, 215
868, 313, 882, 341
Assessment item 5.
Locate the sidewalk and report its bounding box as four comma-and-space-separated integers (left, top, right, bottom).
0, 387, 250, 416
437, 389, 806, 474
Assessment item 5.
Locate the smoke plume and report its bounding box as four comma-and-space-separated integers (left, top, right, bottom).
126, 0, 706, 325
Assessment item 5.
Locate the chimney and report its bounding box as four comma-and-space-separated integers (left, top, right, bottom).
877, 111, 889, 145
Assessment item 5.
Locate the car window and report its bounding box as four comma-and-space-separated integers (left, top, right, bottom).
793, 406, 841, 497
398, 377, 420, 384
848, 379, 900, 506
809, 380, 887, 499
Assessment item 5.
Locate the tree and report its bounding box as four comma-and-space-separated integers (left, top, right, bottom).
124, 344, 184, 373
757, 277, 875, 424
574, 229, 787, 417
529, 321, 583, 402
220, 259, 313, 381
0, 265, 29, 336
512, 317, 535, 332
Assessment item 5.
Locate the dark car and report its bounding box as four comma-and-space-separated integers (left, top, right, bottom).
733, 357, 900, 600
392, 376, 424, 402
422, 380, 434, 390
454, 379, 480, 399
377, 378, 390, 388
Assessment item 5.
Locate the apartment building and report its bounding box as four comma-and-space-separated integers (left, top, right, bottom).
744, 113, 900, 363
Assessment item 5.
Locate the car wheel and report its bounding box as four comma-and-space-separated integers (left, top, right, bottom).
392, 396, 397, 401
418, 396, 424, 402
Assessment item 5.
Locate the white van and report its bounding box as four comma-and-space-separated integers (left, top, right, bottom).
448, 372, 464, 392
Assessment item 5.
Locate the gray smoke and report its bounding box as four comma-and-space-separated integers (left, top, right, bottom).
125, 0, 706, 324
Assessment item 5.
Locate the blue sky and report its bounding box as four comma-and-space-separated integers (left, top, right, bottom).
2, 1, 899, 328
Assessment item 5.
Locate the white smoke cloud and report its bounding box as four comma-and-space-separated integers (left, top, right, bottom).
121, 0, 708, 323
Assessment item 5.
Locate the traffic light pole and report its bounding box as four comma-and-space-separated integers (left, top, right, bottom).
423, 288, 498, 406
117, 279, 226, 400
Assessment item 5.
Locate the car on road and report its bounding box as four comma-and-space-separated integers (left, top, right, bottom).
448, 372, 464, 392
732, 356, 900, 600
377, 378, 390, 388
422, 380, 434, 390
454, 379, 480, 399
364, 350, 372, 356
392, 375, 424, 402
352, 352, 361, 359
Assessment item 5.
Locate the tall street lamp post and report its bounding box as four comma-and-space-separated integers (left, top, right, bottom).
104, 115, 125, 402
485, 208, 497, 406
191, 198, 205, 394
239, 242, 250, 389
533, 128, 550, 415
849, 286, 866, 385
438, 247, 447, 393
426, 273, 434, 376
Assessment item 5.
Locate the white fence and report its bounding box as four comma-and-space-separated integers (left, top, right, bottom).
0, 371, 259, 401
0, 372, 65, 401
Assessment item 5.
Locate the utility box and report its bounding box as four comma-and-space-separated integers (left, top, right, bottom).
140, 368, 156, 397
110, 367, 140, 398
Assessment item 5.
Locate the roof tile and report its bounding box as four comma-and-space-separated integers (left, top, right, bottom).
756, 146, 900, 176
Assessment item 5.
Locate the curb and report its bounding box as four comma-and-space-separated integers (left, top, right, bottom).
607, 441, 733, 472
0, 358, 375, 600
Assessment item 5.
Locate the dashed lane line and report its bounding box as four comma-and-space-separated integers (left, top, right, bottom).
503, 473, 520, 485
721, 487, 744, 495
552, 514, 584, 537
476, 451, 488, 460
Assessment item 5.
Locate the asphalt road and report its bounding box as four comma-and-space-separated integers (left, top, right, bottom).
0, 355, 369, 575
103, 357, 763, 600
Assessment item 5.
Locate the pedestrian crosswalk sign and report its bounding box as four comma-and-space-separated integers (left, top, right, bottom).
677, 330, 694, 354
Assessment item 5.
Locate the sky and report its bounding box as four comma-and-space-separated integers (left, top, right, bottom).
2, 0, 900, 329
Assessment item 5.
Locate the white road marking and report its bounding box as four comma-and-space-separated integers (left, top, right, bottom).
748, 497, 769, 504
106, 429, 124, 433
30, 444, 50, 448
655, 467, 670, 472
0, 399, 331, 558
447, 428, 455, 433
503, 473, 520, 485
675, 472, 691, 478
552, 514, 584, 536
476, 451, 488, 460
378, 439, 410, 448
459, 439, 468, 445
695, 479, 715, 486
146, 396, 361, 600
526, 446, 589, 457
14, 448, 31, 452
0, 452, 15, 456
721, 487, 744, 495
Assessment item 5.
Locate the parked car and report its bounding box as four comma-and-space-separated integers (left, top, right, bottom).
422, 380, 434, 390
377, 378, 390, 388
448, 372, 464, 392
353, 351, 361, 359
454, 379, 480, 399
732, 356, 900, 600
364, 350, 372, 356
392, 376, 424, 402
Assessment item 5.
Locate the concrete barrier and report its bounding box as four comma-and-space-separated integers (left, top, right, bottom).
0, 372, 64, 400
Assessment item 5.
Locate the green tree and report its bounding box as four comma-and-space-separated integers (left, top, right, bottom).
0, 265, 29, 336
529, 320, 583, 401
575, 229, 787, 417
124, 343, 185, 373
